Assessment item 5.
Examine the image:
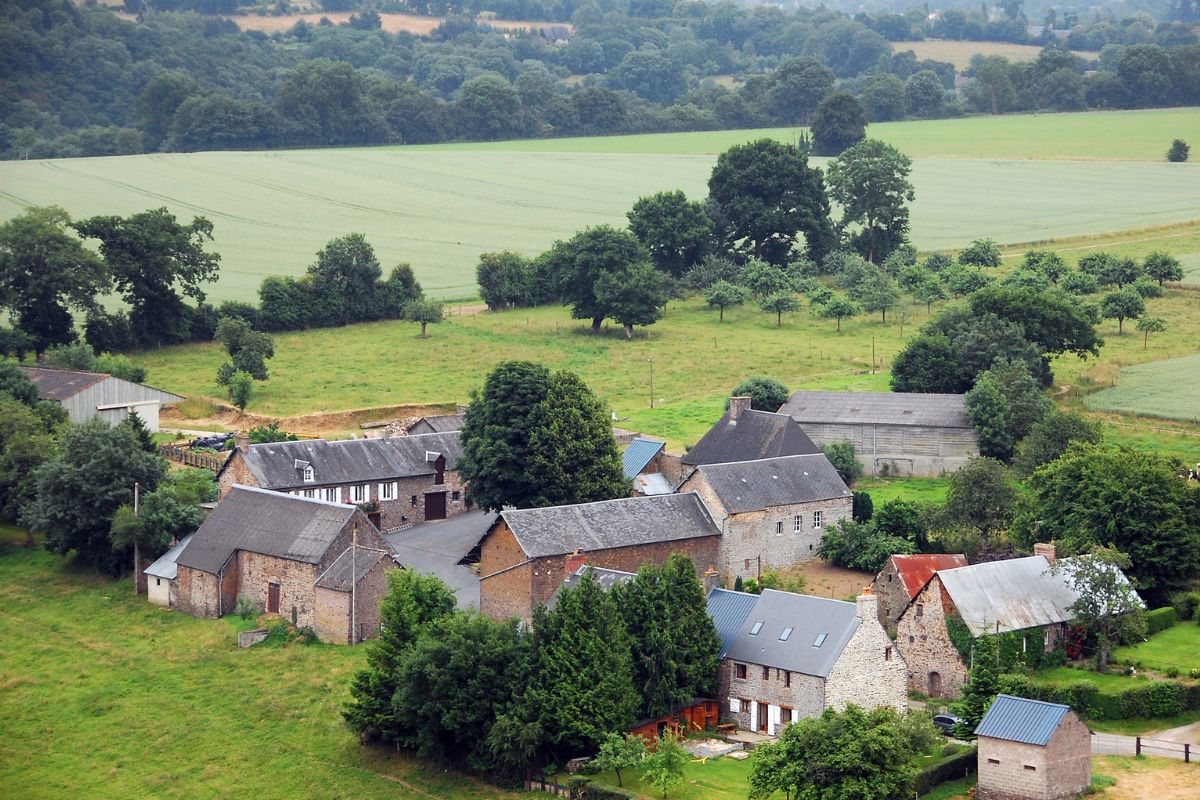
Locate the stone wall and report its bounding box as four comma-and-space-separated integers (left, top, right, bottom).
894, 576, 969, 698
217, 450, 258, 497
312, 556, 396, 644
176, 565, 222, 618
977, 711, 1090, 800
715, 658, 826, 733
239, 551, 321, 628
824, 593, 909, 713
795, 422, 977, 477
871, 557, 912, 629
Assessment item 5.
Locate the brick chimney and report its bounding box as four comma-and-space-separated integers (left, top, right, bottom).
1034, 542, 1057, 566
234, 431, 250, 454
564, 549, 586, 576
856, 586, 878, 620
729, 395, 751, 422
703, 565, 720, 595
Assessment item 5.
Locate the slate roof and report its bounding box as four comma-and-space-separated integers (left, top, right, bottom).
682, 409, 820, 466
545, 565, 637, 612
411, 413, 465, 433
975, 695, 1072, 745
779, 391, 972, 428
144, 534, 194, 581
314, 546, 391, 592
177, 486, 359, 575
20, 367, 107, 400
891, 554, 969, 600
234, 431, 462, 489
709, 589, 862, 677
497, 492, 720, 559
692, 454, 850, 514
936, 555, 1141, 636
623, 437, 665, 479
385, 510, 493, 610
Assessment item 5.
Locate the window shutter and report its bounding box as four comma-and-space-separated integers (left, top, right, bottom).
729, 697, 738, 713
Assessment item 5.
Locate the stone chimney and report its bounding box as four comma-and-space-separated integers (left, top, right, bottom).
234, 431, 250, 454
703, 565, 720, 595
1034, 542, 1057, 566
856, 586, 878, 620
729, 395, 751, 422
564, 549, 587, 576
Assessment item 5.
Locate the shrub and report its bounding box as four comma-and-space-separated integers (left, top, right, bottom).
583, 783, 636, 800
1167, 139, 1189, 162
728, 376, 789, 412
913, 747, 977, 796
822, 440, 862, 485
235, 593, 259, 620
852, 490, 873, 523
1146, 607, 1178, 636
1171, 591, 1200, 621
228, 371, 253, 410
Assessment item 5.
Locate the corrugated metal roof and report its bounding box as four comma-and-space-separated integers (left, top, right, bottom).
712, 589, 862, 677
892, 554, 969, 600
143, 533, 194, 580
499, 492, 721, 559
20, 367, 107, 400
238, 432, 462, 489
692, 454, 850, 514
706, 588, 760, 659
314, 547, 390, 592
634, 472, 673, 495
682, 409, 820, 466
975, 694, 1071, 745
780, 390, 972, 428
623, 437, 665, 479
177, 486, 360, 574
545, 565, 637, 611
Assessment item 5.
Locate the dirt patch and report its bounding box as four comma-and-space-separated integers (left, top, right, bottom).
224, 11, 556, 35
161, 402, 455, 437
1095, 755, 1200, 800
785, 559, 873, 600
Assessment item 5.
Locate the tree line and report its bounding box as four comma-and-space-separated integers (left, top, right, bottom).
4, 0, 1199, 159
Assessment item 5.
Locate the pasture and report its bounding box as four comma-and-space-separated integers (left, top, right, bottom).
890, 39, 1098, 70
1084, 354, 1200, 424
1, 109, 1197, 303
0, 531, 517, 800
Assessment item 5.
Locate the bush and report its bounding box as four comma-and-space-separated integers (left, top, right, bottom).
1119, 682, 1185, 719
822, 440, 862, 485
235, 593, 259, 620
852, 490, 873, 523
1171, 591, 1200, 621
913, 747, 977, 796
1146, 607, 1178, 636
228, 371, 253, 410
578, 780, 636, 800
728, 376, 789, 412
1167, 139, 1190, 162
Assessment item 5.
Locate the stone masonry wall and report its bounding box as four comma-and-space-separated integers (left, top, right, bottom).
715, 658, 825, 733
871, 558, 912, 629
311, 557, 395, 645
217, 451, 259, 497
978, 712, 1091, 800
176, 566, 222, 618
479, 522, 534, 623
894, 577, 969, 698
238, 551, 320, 628
719, 497, 852, 579
823, 594, 909, 713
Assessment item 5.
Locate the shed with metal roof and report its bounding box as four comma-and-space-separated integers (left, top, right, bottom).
975, 695, 1092, 800
20, 366, 183, 432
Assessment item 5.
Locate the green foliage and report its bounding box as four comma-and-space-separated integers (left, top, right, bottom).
641, 730, 688, 800
942, 457, 1017, 539
1013, 410, 1102, 477
826, 139, 914, 263
968, 285, 1102, 359
818, 519, 916, 573
891, 333, 969, 394
1143, 251, 1183, 285
118, 410, 156, 454
476, 251, 535, 310
728, 376, 790, 413
810, 93, 867, 156
1167, 139, 1190, 162
758, 291, 800, 326
626, 190, 714, 278
234, 592, 259, 620
1171, 592, 1200, 622
1057, 547, 1146, 672
704, 280, 748, 321
873, 499, 928, 549
958, 238, 1001, 269
594, 260, 668, 338
953, 633, 1001, 739
1100, 288, 1145, 333
1147, 607, 1178, 637
965, 360, 1051, 462
593, 733, 647, 788
215, 316, 274, 380
248, 421, 298, 445
0, 395, 57, 526
945, 615, 975, 663
822, 440, 862, 485
403, 298, 445, 338
227, 371, 253, 410
166, 468, 217, 505
137, 487, 205, 558
913, 747, 978, 797
817, 294, 860, 331
852, 490, 874, 523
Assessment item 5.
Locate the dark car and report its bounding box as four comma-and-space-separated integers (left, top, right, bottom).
932, 713, 964, 734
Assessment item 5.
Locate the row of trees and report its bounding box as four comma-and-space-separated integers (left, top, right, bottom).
343, 554, 718, 778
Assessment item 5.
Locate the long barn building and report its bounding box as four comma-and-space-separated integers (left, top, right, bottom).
21, 367, 184, 432
778, 391, 978, 477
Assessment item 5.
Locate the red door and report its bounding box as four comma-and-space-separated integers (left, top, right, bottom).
425, 492, 447, 521
267, 582, 280, 614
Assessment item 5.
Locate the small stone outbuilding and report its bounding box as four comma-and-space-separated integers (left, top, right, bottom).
872, 553, 968, 628
975, 694, 1091, 800
707, 587, 907, 734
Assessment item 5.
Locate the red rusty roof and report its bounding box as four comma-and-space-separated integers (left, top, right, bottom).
892, 553, 968, 599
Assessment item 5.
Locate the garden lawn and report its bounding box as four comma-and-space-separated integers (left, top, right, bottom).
854, 477, 950, 505
587, 755, 753, 800
0, 540, 518, 800
1113, 623, 1200, 675
1030, 667, 1155, 691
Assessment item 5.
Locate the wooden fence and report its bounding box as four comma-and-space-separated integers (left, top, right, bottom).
525, 776, 578, 798
1092, 732, 1197, 762
159, 444, 230, 473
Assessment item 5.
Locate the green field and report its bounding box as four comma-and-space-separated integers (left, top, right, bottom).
1084, 354, 1200, 424
1181, 252, 1200, 285
1113, 622, 1200, 675
0, 531, 517, 800
1, 109, 1197, 303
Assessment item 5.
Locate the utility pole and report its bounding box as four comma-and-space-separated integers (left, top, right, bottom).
647, 356, 654, 409
133, 482, 142, 595
351, 522, 358, 645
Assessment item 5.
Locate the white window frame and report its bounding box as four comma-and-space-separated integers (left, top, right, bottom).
812, 510, 822, 529
302, 465, 315, 483
352, 484, 369, 503
379, 481, 397, 502
322, 488, 339, 503
793, 514, 802, 532
302, 489, 315, 499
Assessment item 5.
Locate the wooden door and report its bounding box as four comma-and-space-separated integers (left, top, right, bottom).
267, 582, 280, 614
757, 702, 769, 732
928, 671, 942, 698
424, 491, 447, 521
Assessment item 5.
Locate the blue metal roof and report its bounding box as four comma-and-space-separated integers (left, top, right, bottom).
622, 437, 665, 480
706, 588, 759, 659
974, 694, 1071, 746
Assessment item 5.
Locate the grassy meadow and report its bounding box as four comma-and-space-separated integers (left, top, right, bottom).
889, 40, 1098, 70
0, 529, 518, 800
1085, 354, 1200, 423
1, 109, 1197, 302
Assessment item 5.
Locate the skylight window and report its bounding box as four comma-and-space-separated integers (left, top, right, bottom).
812, 633, 828, 648
779, 627, 793, 642
749, 621, 763, 636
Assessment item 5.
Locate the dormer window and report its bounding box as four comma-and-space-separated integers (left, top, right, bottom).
303, 465, 314, 483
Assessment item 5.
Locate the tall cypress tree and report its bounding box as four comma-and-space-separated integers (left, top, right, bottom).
953, 632, 1000, 739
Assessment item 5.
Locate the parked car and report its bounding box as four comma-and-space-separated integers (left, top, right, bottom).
932, 713, 964, 734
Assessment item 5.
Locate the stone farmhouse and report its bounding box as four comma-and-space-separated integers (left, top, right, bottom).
217, 431, 465, 530
173, 486, 395, 644
872, 553, 969, 628
708, 587, 907, 734
475, 493, 722, 625
682, 396, 820, 470
778, 390, 978, 477
678, 454, 852, 580
974, 695, 1091, 800
895, 544, 1140, 698
21, 366, 183, 432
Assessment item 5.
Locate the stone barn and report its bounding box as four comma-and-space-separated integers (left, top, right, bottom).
872, 553, 968, 628
778, 390, 978, 477
21, 366, 183, 432
143, 534, 193, 607
708, 587, 907, 734
975, 695, 1091, 800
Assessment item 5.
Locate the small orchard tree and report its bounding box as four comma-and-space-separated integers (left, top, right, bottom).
227, 371, 253, 410
215, 316, 274, 381
594, 732, 647, 787
1100, 288, 1144, 334
854, 271, 900, 322
1167, 139, 1190, 162
1143, 251, 1183, 286
730, 376, 789, 412
705, 280, 748, 321
759, 292, 799, 326
741, 258, 793, 300
818, 294, 860, 332
958, 238, 1001, 268
1057, 547, 1146, 672
1135, 316, 1166, 350
912, 274, 947, 314
404, 298, 444, 338
642, 730, 688, 800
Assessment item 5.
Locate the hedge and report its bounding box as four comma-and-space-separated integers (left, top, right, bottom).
1171, 591, 1200, 621
1000, 673, 1200, 720
914, 747, 977, 796
582, 781, 636, 800
1146, 607, 1178, 636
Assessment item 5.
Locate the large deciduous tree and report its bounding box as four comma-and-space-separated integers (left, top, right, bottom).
1012, 409, 1102, 477
74, 208, 220, 347
766, 56, 834, 124
810, 92, 867, 156
965, 360, 1051, 462
1057, 547, 1146, 672
477, 251, 534, 310
215, 317, 274, 381
729, 376, 789, 412
0, 206, 109, 356
826, 139, 914, 263
968, 285, 1102, 359
626, 191, 714, 277
890, 333, 970, 394
550, 226, 649, 333
942, 457, 1017, 540
305, 233, 382, 327
707, 139, 836, 265
593, 260, 668, 338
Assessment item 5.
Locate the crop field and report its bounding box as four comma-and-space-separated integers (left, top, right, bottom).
0, 531, 518, 800
890, 40, 1098, 70
1181, 252, 1200, 285
1, 108, 1197, 303
1084, 354, 1200, 424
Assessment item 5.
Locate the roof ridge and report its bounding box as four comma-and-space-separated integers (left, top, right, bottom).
230, 484, 357, 512
697, 453, 829, 470
504, 491, 699, 516
993, 693, 1070, 710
